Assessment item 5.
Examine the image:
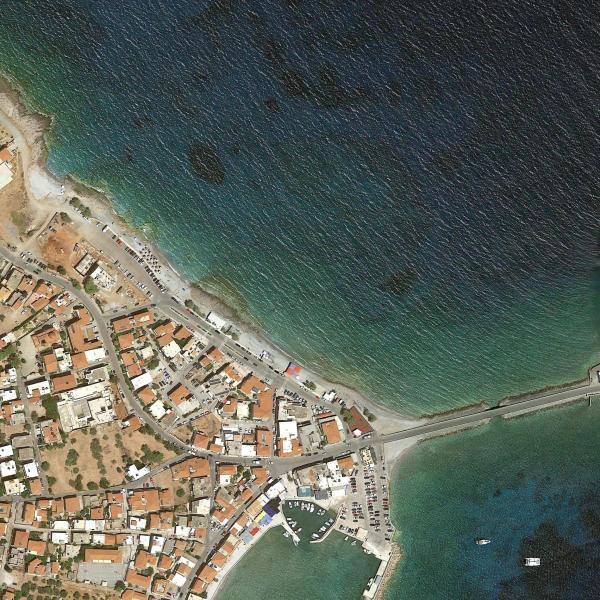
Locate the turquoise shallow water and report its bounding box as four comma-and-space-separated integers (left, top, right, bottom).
218, 528, 379, 600
1, 1, 600, 415
388, 402, 600, 599
1, 3, 599, 597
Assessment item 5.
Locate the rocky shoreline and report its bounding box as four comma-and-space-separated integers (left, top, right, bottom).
0, 71, 416, 433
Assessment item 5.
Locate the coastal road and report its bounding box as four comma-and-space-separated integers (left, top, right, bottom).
2, 245, 598, 471
266, 379, 599, 475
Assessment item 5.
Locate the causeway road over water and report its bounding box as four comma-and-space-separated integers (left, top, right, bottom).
269, 379, 600, 475
1, 244, 598, 475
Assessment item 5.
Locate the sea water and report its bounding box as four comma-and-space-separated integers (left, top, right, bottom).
218, 527, 379, 600
0, 1, 598, 415
388, 402, 600, 599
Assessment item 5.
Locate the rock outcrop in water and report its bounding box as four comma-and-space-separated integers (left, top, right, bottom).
188, 143, 225, 185
380, 268, 418, 296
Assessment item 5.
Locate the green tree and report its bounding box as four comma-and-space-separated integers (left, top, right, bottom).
65, 448, 79, 466
84, 278, 99, 295
146, 357, 159, 370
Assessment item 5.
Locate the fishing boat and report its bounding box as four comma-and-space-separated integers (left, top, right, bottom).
524, 557, 541, 566
475, 538, 491, 545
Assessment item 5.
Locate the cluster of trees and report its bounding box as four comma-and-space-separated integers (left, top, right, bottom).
69, 197, 92, 218
84, 278, 99, 295
141, 443, 164, 464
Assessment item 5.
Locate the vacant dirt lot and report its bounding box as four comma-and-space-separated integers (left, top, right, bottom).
152, 468, 190, 507
38, 222, 81, 275
0, 158, 34, 243
22, 572, 121, 600
41, 421, 178, 494
192, 412, 221, 438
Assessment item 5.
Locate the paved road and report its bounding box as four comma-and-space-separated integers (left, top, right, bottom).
16, 370, 49, 495
178, 478, 271, 599
2, 245, 597, 473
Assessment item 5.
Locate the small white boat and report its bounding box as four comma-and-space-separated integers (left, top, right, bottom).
475, 539, 491, 545
344, 536, 349, 541
283, 532, 290, 538
524, 557, 541, 567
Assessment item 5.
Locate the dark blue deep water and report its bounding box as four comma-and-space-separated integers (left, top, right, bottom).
1, 0, 600, 416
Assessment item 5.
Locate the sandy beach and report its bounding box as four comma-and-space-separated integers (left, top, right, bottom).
0, 71, 416, 433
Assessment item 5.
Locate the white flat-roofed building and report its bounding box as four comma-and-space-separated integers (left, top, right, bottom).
75, 253, 96, 277
0, 460, 17, 478
89, 264, 116, 290
74, 519, 105, 531
26, 380, 51, 398
150, 536, 165, 554
129, 516, 146, 530
4, 479, 25, 495
23, 462, 39, 479
171, 572, 187, 587
51, 531, 70, 544
127, 464, 150, 480
87, 396, 115, 426
161, 340, 181, 359
57, 382, 115, 432
190, 498, 211, 516
84, 348, 106, 363
53, 520, 70, 530
236, 402, 250, 420
177, 397, 199, 416
140, 346, 154, 360
278, 420, 298, 440
174, 525, 194, 538
0, 389, 17, 402
57, 398, 91, 432
131, 372, 153, 390
265, 480, 285, 500
0, 460, 17, 479
148, 400, 167, 420
241, 444, 257, 457
4, 368, 16, 385
0, 162, 13, 192
0, 445, 13, 458
60, 382, 106, 403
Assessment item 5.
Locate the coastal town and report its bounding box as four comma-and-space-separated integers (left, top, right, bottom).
1, 84, 600, 600
0, 127, 401, 600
